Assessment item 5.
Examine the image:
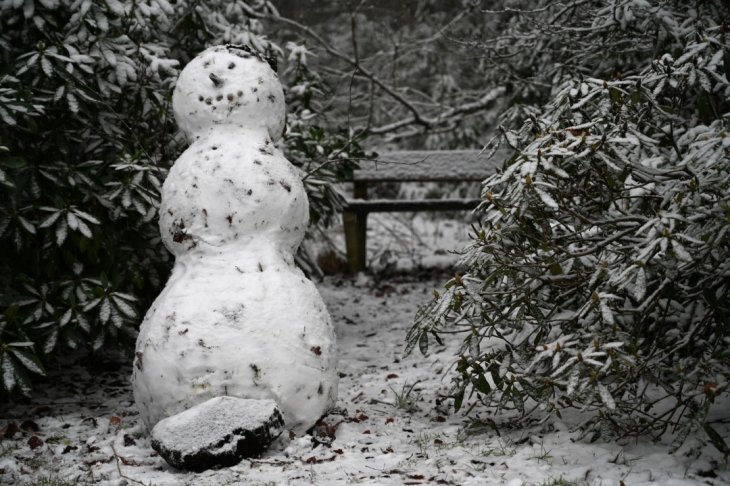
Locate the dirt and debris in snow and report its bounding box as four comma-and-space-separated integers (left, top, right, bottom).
1, 267, 728, 485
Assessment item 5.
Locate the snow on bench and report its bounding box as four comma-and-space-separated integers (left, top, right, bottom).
342, 150, 503, 272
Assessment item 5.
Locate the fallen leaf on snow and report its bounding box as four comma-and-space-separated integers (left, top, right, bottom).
119, 455, 141, 466
303, 455, 336, 464
1, 422, 19, 439
20, 420, 39, 432
27, 436, 44, 449
347, 411, 369, 423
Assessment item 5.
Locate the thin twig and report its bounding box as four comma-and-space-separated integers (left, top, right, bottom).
255, 7, 504, 138
111, 443, 149, 486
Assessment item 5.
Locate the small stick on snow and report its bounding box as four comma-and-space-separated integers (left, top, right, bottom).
111, 444, 148, 486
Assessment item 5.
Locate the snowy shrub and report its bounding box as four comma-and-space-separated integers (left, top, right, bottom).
408, 0, 730, 450
0, 0, 358, 395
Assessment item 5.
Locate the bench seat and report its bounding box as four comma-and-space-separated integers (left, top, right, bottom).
344, 198, 482, 213
341, 149, 503, 272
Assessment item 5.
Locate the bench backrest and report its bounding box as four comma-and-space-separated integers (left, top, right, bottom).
353, 150, 506, 183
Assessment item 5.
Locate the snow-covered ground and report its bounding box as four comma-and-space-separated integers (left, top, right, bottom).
313, 209, 478, 273
1, 215, 728, 485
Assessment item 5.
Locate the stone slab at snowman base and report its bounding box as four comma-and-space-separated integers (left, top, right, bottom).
132, 45, 338, 451
151, 396, 284, 471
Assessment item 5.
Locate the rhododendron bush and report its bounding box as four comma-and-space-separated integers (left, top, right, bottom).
409, 0, 729, 451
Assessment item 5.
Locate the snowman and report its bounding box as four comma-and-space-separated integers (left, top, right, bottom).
132, 45, 338, 436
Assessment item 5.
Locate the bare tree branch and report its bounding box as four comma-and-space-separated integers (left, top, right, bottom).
250, 3, 506, 140
369, 86, 505, 135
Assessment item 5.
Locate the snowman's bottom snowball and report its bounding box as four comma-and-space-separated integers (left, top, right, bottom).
151, 396, 284, 471
133, 264, 337, 434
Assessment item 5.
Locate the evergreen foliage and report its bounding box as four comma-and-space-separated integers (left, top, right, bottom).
0, 0, 358, 395
408, 0, 730, 449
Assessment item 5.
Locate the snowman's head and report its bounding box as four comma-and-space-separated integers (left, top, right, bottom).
172, 45, 286, 142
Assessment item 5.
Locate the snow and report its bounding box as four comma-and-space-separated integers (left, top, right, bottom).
133, 45, 337, 435
1, 271, 728, 485
353, 150, 504, 182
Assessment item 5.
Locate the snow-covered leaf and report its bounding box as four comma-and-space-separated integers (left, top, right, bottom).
82, 298, 101, 312
1, 355, 16, 392
10, 349, 46, 376
60, 308, 72, 327
39, 211, 61, 228
75, 219, 92, 238
77, 313, 90, 333
55, 218, 68, 245
566, 368, 580, 396
41, 56, 53, 77
99, 299, 111, 323
43, 329, 58, 354
597, 383, 616, 410
73, 209, 100, 224
17, 216, 36, 234
632, 267, 646, 301
67, 92, 79, 113
534, 187, 558, 210
113, 297, 136, 318
92, 331, 105, 351
67, 212, 79, 230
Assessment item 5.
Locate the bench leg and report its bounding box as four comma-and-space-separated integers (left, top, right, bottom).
343, 211, 367, 272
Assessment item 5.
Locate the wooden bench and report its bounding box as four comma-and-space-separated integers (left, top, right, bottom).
342, 150, 503, 272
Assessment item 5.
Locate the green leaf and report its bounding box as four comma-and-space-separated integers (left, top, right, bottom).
696, 91, 712, 120
629, 90, 641, 104
548, 262, 562, 275
473, 374, 492, 395
609, 87, 622, 105
702, 288, 719, 307
0, 156, 26, 169
528, 303, 545, 321
418, 332, 429, 355
63, 326, 83, 349
490, 369, 504, 390
703, 423, 730, 457
453, 387, 465, 412
13, 364, 32, 397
